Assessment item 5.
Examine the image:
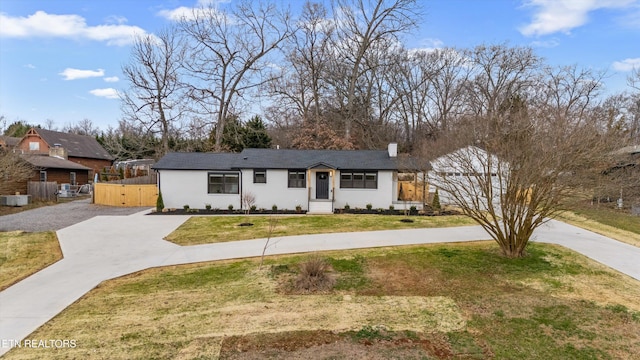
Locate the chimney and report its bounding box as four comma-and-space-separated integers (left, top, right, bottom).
388, 143, 397, 158
49, 144, 68, 160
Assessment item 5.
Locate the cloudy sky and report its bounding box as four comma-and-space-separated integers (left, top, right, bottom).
1, 0, 639, 131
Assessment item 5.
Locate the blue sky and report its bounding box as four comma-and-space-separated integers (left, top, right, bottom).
1, 0, 639, 132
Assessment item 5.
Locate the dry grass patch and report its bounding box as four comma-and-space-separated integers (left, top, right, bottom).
0, 231, 61, 290
4, 243, 639, 359
557, 211, 640, 248
165, 214, 477, 245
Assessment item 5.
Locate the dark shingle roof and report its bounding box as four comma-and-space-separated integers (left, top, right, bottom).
152, 152, 242, 170
34, 128, 113, 160
237, 149, 398, 170
0, 136, 20, 148
153, 148, 402, 171
24, 155, 91, 171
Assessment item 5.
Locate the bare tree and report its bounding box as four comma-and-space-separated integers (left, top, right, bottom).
628, 67, 640, 91
463, 44, 540, 121
268, 1, 334, 125
259, 216, 280, 270
426, 62, 621, 258
63, 118, 100, 136
329, 0, 420, 140
242, 191, 257, 214
121, 28, 185, 156
179, 1, 293, 151
0, 150, 33, 195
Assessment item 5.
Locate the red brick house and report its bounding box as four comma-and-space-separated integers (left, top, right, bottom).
16, 128, 113, 177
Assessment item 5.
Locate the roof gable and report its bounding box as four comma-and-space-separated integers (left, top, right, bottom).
29, 128, 113, 160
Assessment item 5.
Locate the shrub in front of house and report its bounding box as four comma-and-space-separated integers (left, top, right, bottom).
156, 191, 164, 212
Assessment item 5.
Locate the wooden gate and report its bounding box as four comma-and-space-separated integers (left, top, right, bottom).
94, 183, 158, 207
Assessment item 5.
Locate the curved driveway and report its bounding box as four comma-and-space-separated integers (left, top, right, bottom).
1, 209, 639, 356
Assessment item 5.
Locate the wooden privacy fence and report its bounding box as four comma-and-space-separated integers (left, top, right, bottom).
28, 181, 58, 202
94, 183, 158, 207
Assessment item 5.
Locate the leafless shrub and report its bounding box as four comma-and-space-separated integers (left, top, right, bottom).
0, 151, 33, 195
294, 254, 335, 293
259, 216, 279, 270
242, 191, 257, 214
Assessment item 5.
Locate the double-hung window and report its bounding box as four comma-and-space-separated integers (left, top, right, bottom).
340, 170, 377, 189
288, 170, 306, 188
208, 172, 239, 194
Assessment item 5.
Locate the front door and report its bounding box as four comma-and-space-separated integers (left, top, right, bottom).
316, 172, 329, 199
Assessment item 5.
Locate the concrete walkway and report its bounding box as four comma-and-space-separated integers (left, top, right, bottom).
1, 211, 639, 356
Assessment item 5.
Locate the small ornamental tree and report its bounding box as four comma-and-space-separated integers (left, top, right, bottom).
424, 100, 620, 258
156, 190, 164, 212
431, 188, 441, 210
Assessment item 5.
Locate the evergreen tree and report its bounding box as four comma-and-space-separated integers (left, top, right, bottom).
432, 188, 441, 210
243, 115, 272, 149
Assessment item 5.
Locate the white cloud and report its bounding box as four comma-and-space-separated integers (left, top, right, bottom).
24, 64, 36, 69
104, 76, 120, 83
59, 68, 105, 80
420, 38, 444, 52
105, 15, 128, 25
519, 0, 636, 36
530, 38, 560, 48
0, 11, 148, 46
612, 58, 640, 71
89, 88, 120, 99
157, 0, 228, 21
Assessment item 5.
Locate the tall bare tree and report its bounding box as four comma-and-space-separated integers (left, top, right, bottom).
179, 1, 293, 151
121, 28, 185, 156
268, 1, 334, 125
329, 0, 420, 140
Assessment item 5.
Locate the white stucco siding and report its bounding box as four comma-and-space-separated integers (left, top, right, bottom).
241, 169, 307, 210
333, 170, 395, 209
158, 170, 241, 209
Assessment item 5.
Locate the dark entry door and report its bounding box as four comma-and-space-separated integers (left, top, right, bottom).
316, 172, 329, 199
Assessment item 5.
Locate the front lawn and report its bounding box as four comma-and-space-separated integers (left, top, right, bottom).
165, 214, 477, 245
0, 231, 62, 291
5, 242, 639, 359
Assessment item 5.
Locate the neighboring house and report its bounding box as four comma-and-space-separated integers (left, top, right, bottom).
5, 155, 91, 195
153, 144, 416, 213
15, 128, 113, 177
427, 146, 505, 208
0, 135, 20, 150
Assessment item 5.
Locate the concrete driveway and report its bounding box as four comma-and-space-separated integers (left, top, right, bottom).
1, 210, 639, 356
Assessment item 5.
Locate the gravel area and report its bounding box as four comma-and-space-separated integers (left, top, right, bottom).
0, 198, 152, 232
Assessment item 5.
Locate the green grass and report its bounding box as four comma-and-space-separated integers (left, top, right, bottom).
568, 206, 640, 235
165, 214, 477, 245
7, 242, 639, 359
0, 231, 62, 290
